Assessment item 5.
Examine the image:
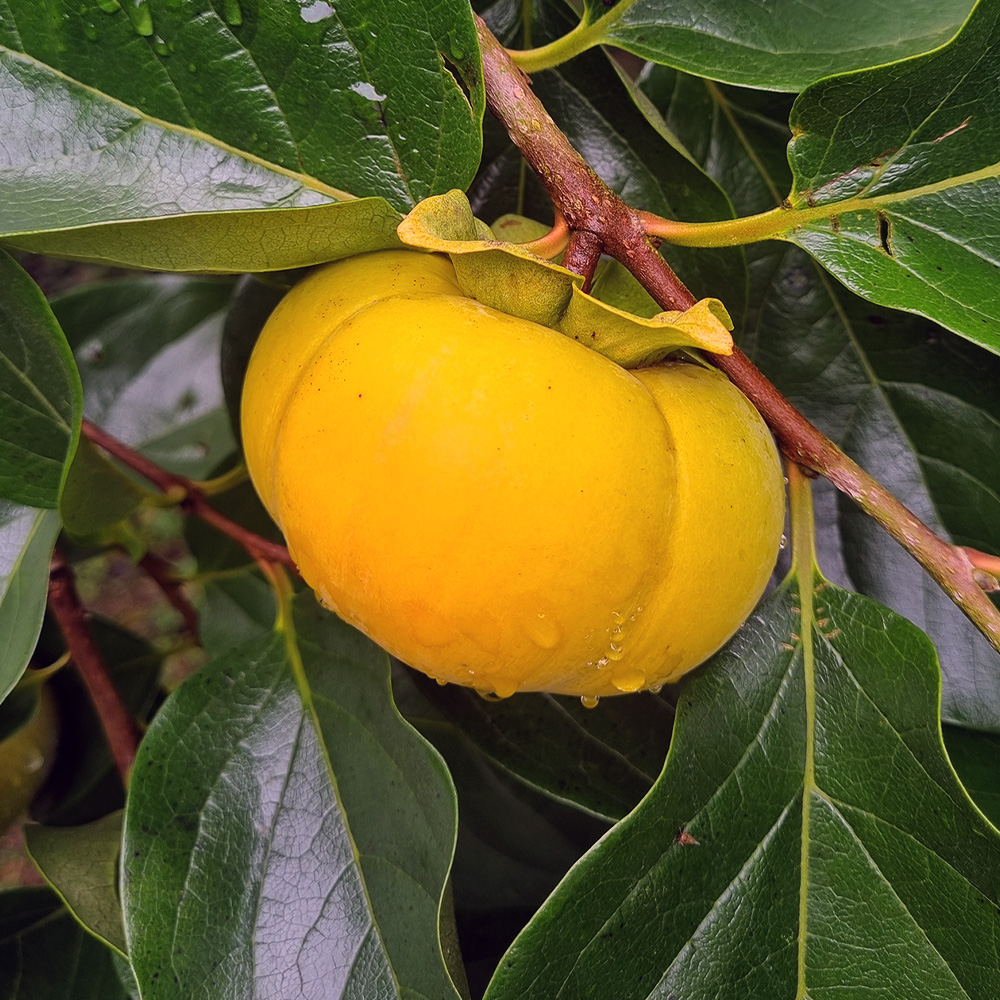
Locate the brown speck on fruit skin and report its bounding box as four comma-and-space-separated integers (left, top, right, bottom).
675, 828, 699, 846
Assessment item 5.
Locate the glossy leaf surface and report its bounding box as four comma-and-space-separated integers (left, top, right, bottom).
0, 0, 483, 268
0, 250, 81, 508
0, 502, 61, 705
784, 0, 1000, 354
485, 573, 1000, 1000
573, 0, 974, 90
122, 597, 460, 1000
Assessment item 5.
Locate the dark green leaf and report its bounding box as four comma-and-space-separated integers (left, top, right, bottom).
0, 249, 82, 508
122, 596, 460, 1000
52, 275, 237, 479
571, 0, 974, 90
0, 888, 129, 999
196, 573, 275, 658
0, 502, 61, 705
945, 725, 1000, 827
0, 0, 482, 269
59, 436, 146, 538
410, 669, 673, 821
25, 811, 127, 957
485, 575, 1000, 1000
784, 0, 1000, 353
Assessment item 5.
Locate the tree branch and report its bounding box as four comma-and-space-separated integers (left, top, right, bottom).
47, 548, 141, 785
474, 16, 1000, 655
82, 420, 295, 570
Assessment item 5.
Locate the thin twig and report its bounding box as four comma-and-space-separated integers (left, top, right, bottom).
47, 548, 141, 785
82, 419, 295, 570
137, 550, 201, 640
474, 15, 1000, 654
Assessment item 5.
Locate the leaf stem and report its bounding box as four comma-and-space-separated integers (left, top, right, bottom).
506, 1, 633, 73
81, 419, 295, 570
475, 15, 1000, 656
47, 547, 141, 785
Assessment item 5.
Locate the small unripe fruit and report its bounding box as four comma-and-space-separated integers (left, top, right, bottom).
242, 250, 784, 698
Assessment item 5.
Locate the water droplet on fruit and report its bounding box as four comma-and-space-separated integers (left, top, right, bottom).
83, 21, 99, 41
435, 678, 447, 686
524, 612, 561, 650
491, 676, 519, 699
96, 0, 121, 13
779, 534, 788, 550
611, 666, 646, 692
153, 34, 172, 56
607, 642, 624, 660
596, 657, 609, 669
648, 682, 663, 695
580, 694, 600, 709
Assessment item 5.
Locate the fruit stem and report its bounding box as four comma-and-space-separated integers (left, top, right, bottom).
47, 547, 141, 785
474, 15, 1000, 656
81, 419, 296, 571
520, 211, 571, 259
562, 230, 602, 290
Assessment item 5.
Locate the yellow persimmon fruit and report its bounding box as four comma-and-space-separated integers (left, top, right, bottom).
241, 250, 784, 698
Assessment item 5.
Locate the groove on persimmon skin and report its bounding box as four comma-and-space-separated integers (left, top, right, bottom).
241, 250, 785, 699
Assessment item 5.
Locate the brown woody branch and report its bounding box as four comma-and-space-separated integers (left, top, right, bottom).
48, 548, 141, 784
82, 419, 295, 570
475, 16, 1000, 654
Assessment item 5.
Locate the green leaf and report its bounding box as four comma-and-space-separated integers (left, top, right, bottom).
0, 502, 61, 705
409, 669, 673, 821
0, 249, 82, 508
122, 596, 460, 1000
51, 275, 238, 479
0, 888, 130, 999
782, 0, 1000, 354
25, 811, 128, 958
484, 575, 1000, 1000
0, 0, 482, 268
59, 436, 146, 538
567, 0, 974, 90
